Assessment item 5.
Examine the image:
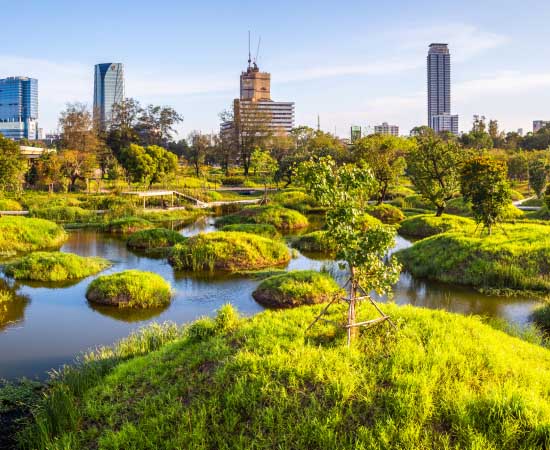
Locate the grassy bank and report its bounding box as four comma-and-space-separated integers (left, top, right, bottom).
15, 303, 550, 449
398, 214, 475, 238
126, 228, 186, 250
0, 217, 67, 257
169, 231, 290, 272
4, 252, 110, 282
396, 222, 550, 295
292, 230, 336, 254
220, 223, 280, 239
216, 206, 309, 231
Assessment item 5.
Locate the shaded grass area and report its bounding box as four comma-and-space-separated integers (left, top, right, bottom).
398, 214, 475, 238
169, 231, 290, 272
252, 270, 343, 308
532, 304, 550, 332
4, 252, 110, 282
126, 228, 186, 250
220, 223, 280, 239
86, 270, 172, 308
292, 230, 336, 254
271, 190, 319, 213
102, 217, 154, 235
216, 206, 309, 231
15, 304, 550, 449
367, 203, 405, 224
0, 217, 67, 257
396, 222, 550, 295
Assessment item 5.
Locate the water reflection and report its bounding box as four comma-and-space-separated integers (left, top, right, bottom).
0, 280, 30, 332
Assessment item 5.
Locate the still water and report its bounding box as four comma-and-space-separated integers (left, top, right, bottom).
0, 217, 543, 379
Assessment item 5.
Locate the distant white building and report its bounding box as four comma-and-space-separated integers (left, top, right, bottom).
374, 122, 399, 136
533, 120, 550, 133
431, 113, 459, 135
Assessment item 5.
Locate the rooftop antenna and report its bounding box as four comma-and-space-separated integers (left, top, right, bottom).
317, 114, 320, 131
248, 31, 252, 69
254, 36, 262, 68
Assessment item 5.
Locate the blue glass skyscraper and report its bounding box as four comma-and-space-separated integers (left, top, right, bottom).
93, 63, 124, 127
0, 76, 38, 140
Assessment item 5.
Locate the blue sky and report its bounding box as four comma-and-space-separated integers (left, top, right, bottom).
3, 0, 550, 137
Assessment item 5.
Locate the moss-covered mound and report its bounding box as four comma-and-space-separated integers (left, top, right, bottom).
86, 270, 172, 308
396, 223, 550, 294
272, 190, 318, 213
102, 216, 154, 235
399, 214, 475, 238
367, 203, 404, 224
292, 231, 336, 254
217, 206, 309, 230
253, 270, 342, 308
19, 304, 550, 449
169, 231, 290, 272
220, 223, 280, 239
127, 228, 186, 250
4, 252, 110, 282
0, 216, 67, 257
0, 198, 22, 211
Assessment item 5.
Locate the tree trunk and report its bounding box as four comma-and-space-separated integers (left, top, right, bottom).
436, 205, 445, 216
347, 267, 358, 346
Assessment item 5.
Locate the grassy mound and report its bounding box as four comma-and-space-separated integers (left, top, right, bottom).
102, 216, 154, 235
399, 214, 475, 238
367, 203, 405, 224
0, 216, 67, 257
169, 231, 290, 272
127, 228, 186, 250
86, 270, 172, 308
272, 190, 318, 213
17, 304, 550, 449
216, 206, 309, 230
0, 198, 22, 211
396, 223, 550, 294
292, 230, 336, 254
252, 270, 342, 308
4, 252, 110, 282
220, 223, 280, 239
29, 206, 96, 223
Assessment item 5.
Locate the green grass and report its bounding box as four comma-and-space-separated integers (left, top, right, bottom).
367, 203, 405, 224
216, 206, 309, 231
399, 214, 475, 238
0, 198, 22, 211
0, 216, 67, 257
15, 303, 550, 449
220, 223, 280, 239
102, 216, 155, 235
4, 252, 110, 282
521, 197, 544, 207
169, 231, 290, 272
292, 230, 336, 254
396, 222, 550, 295
86, 270, 172, 308
532, 304, 550, 332
271, 190, 318, 213
252, 270, 343, 308
126, 228, 187, 250
29, 205, 97, 223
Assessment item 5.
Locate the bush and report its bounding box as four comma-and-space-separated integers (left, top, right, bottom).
292, 231, 336, 254
252, 270, 342, 308
399, 214, 475, 238
221, 176, 245, 186
19, 304, 550, 449
220, 223, 280, 239
102, 217, 154, 235
30, 206, 96, 223
532, 304, 550, 331
0, 198, 22, 211
0, 217, 67, 257
216, 206, 309, 231
169, 231, 290, 272
86, 270, 172, 308
127, 228, 186, 250
4, 252, 110, 282
396, 222, 550, 294
82, 196, 138, 218
367, 204, 404, 224
510, 189, 525, 201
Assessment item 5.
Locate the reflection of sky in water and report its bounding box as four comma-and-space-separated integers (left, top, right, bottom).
0, 220, 544, 380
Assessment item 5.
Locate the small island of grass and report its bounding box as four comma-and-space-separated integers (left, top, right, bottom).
252, 270, 342, 308
292, 231, 336, 254
169, 231, 290, 272
220, 223, 280, 239
127, 228, 186, 250
367, 203, 404, 224
102, 216, 154, 235
4, 252, 111, 282
0, 216, 67, 257
86, 270, 172, 308
399, 214, 475, 238
216, 206, 309, 231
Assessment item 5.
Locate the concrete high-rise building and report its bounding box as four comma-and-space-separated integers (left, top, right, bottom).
533, 120, 550, 133
427, 43, 458, 134
0, 76, 38, 140
374, 122, 399, 136
93, 63, 124, 127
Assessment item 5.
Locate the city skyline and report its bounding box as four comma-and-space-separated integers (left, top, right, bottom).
2, 0, 550, 137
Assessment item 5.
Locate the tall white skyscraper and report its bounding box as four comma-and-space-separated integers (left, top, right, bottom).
93, 63, 124, 128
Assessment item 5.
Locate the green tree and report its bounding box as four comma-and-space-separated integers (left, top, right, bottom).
507, 153, 529, 182
407, 135, 464, 216
298, 156, 400, 344
59, 103, 100, 153
0, 135, 26, 192
59, 149, 97, 191
250, 148, 278, 201
34, 152, 62, 192
528, 158, 548, 198
460, 156, 511, 234
185, 132, 211, 177
120, 144, 177, 187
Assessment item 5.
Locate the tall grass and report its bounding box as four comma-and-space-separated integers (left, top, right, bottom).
0, 217, 67, 257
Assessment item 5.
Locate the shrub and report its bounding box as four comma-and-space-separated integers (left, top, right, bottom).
216, 206, 309, 231
86, 270, 172, 308
532, 304, 550, 331
4, 252, 110, 282
510, 189, 525, 201
367, 204, 404, 224
30, 206, 96, 223
0, 198, 22, 211
0, 217, 67, 257
399, 214, 475, 238
127, 228, 186, 250
292, 231, 336, 254
102, 217, 154, 235
221, 176, 245, 186
82, 196, 137, 218
220, 223, 280, 239
252, 270, 342, 308
169, 231, 290, 272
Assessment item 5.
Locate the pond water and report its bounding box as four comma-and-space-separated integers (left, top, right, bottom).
0, 216, 544, 380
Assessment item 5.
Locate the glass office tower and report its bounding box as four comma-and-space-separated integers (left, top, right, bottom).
93, 63, 124, 127
0, 76, 38, 140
